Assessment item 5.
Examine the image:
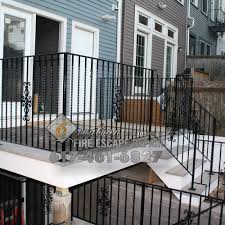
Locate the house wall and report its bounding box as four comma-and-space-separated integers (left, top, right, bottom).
121, 0, 187, 75
189, 1, 217, 55
7, 0, 118, 61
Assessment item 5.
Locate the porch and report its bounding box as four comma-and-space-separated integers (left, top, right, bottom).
0, 53, 225, 224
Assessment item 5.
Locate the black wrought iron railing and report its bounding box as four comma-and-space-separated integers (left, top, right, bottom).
0, 52, 223, 199
71, 175, 225, 225
0, 170, 25, 225
1, 169, 225, 225
214, 9, 225, 24
0, 53, 156, 160
151, 74, 221, 196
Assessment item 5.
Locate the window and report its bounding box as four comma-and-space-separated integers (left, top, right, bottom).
168, 29, 174, 38
202, 0, 208, 14
135, 33, 146, 88
199, 41, 211, 55
155, 22, 162, 33
176, 0, 184, 5
211, 0, 215, 21
189, 35, 196, 55
166, 44, 174, 78
206, 45, 211, 55
191, 0, 198, 7
200, 42, 205, 55
139, 14, 148, 26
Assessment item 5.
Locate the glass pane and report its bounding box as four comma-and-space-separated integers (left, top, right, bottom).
202, 0, 208, 14
4, 15, 25, 58
155, 22, 162, 33
206, 45, 211, 55
200, 42, 205, 55
139, 14, 148, 26
2, 15, 25, 101
168, 29, 174, 38
166, 46, 172, 78
135, 34, 145, 87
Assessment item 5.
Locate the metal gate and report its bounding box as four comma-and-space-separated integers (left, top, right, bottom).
0, 170, 53, 225
0, 170, 25, 225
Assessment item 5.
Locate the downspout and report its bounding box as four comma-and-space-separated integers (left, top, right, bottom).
120, 0, 126, 64
117, 0, 123, 63
186, 0, 191, 60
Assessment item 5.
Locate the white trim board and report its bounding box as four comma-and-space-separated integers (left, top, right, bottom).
0, 141, 147, 188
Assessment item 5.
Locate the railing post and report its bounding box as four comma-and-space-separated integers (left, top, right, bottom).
210, 118, 216, 175
140, 184, 145, 225
149, 70, 154, 140
189, 121, 198, 191
61, 53, 68, 163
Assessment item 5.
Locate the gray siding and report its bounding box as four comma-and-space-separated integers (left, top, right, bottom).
121, 0, 187, 75
190, 2, 217, 55
151, 35, 165, 77
14, 0, 118, 61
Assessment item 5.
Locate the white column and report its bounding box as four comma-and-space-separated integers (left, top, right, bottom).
52, 188, 72, 225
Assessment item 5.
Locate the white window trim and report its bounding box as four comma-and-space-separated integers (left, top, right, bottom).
191, 0, 199, 7
202, 0, 209, 15
134, 5, 178, 79
199, 40, 211, 55
71, 21, 99, 58
176, 0, 184, 6
163, 42, 178, 79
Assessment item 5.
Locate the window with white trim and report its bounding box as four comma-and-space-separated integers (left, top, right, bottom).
176, 0, 184, 5
155, 22, 163, 33
202, 0, 208, 14
199, 41, 211, 55
138, 14, 149, 26
168, 29, 175, 38
191, 0, 198, 7
135, 33, 146, 88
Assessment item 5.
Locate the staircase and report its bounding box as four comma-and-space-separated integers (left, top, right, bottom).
148, 75, 220, 205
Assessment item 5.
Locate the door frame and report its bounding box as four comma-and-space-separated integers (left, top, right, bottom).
164, 43, 175, 79
0, 0, 67, 114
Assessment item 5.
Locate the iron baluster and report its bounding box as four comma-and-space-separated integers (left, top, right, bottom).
97, 187, 110, 217
21, 81, 32, 121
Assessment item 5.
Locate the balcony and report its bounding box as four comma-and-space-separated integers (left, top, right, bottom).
0, 53, 225, 225
209, 9, 225, 34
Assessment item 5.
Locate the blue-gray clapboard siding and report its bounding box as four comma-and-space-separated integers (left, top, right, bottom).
190, 2, 217, 55
14, 0, 118, 61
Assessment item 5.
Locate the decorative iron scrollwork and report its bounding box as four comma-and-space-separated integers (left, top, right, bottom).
41, 184, 54, 214
113, 86, 123, 122
21, 82, 32, 121
97, 187, 110, 216
179, 210, 196, 225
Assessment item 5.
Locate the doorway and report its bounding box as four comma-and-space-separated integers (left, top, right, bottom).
33, 16, 60, 114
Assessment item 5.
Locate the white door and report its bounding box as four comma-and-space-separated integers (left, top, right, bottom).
71, 24, 98, 116
0, 6, 33, 126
